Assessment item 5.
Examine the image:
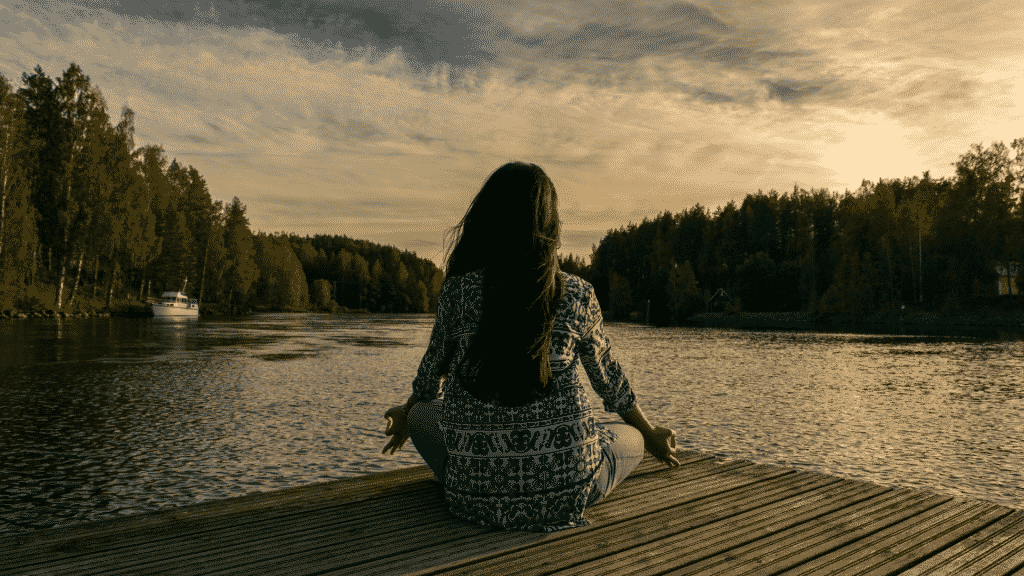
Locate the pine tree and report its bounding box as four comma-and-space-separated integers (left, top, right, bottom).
666, 260, 701, 322
608, 272, 632, 320
223, 197, 258, 314
353, 254, 372, 309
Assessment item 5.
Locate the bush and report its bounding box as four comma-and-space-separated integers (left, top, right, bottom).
665, 261, 703, 322
12, 285, 52, 312
733, 252, 802, 312
310, 279, 333, 308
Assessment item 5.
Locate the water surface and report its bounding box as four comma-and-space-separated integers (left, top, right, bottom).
0, 314, 1020, 534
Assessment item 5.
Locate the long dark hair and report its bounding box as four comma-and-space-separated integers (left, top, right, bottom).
445, 162, 564, 406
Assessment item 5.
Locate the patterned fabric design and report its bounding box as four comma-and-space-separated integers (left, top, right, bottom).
411, 270, 638, 531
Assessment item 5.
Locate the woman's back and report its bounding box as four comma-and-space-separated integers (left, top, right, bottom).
412, 270, 638, 531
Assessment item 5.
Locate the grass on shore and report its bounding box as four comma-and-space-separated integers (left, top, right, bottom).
1, 283, 155, 317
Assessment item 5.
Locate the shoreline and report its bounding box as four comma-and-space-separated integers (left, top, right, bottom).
5, 306, 1023, 338
0, 308, 113, 319
681, 310, 1024, 337
0, 305, 375, 320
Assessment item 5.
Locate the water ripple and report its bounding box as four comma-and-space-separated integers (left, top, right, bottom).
1, 316, 1021, 535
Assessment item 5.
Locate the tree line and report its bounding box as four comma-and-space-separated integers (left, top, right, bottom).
5, 63, 1021, 322
0, 63, 443, 315
292, 235, 444, 313
577, 140, 1024, 323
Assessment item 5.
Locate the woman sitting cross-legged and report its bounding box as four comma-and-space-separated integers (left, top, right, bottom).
382, 161, 679, 532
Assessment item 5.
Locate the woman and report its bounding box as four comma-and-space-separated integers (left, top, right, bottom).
382, 162, 678, 532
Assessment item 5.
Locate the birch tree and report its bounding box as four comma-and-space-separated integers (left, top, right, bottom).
20, 64, 110, 308
0, 75, 36, 286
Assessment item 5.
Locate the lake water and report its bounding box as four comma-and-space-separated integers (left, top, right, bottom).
1, 314, 1021, 534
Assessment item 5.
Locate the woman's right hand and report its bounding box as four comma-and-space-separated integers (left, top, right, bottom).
382, 405, 410, 455
643, 426, 680, 467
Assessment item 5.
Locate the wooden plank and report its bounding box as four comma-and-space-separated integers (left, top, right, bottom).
197, 519, 494, 576
545, 480, 897, 576
0, 465, 436, 554
374, 468, 829, 576
588, 460, 761, 519
0, 451, 697, 565
24, 454, 704, 576
192, 456, 754, 576
0, 448, 696, 557
899, 510, 1024, 576
778, 499, 1012, 576
526, 474, 854, 576
860, 504, 1012, 576
2, 484, 444, 575
418, 470, 852, 576
45, 515, 462, 576
3, 451, 1021, 576
1, 454, 694, 576
2, 485, 441, 572
62, 496, 454, 576
396, 460, 797, 576
186, 454, 704, 576
663, 489, 947, 575
35, 503, 455, 576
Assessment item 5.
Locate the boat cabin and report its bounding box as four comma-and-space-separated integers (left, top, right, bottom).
157, 292, 199, 307
152, 291, 199, 316
160, 292, 191, 304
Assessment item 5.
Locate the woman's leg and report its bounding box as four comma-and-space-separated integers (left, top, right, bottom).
587, 423, 645, 505
407, 400, 447, 482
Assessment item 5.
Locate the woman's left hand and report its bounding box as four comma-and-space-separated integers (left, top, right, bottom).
382, 405, 410, 455
643, 426, 680, 467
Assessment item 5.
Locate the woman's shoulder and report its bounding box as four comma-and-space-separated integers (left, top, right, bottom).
559, 271, 595, 298
447, 269, 484, 281
441, 269, 484, 291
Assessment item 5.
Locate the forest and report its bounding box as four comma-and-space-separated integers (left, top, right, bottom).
0, 64, 443, 316
3, 63, 1022, 323
574, 139, 1024, 324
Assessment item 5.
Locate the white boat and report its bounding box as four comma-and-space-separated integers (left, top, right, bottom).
151, 291, 200, 317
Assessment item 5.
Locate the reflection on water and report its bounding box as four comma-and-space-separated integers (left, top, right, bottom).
608, 326, 1023, 510
0, 315, 1021, 534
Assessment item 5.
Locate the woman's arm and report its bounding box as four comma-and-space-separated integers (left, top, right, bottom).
384, 280, 452, 455
576, 284, 679, 467
577, 289, 638, 414
409, 280, 454, 403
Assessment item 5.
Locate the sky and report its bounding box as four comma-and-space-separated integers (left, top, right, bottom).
1, 1, 1023, 264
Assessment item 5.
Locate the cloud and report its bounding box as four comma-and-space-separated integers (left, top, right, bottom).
663, 2, 729, 33
316, 110, 388, 143
180, 134, 212, 144
91, 63, 205, 104
517, 22, 718, 62
66, 0, 489, 68
1, 0, 1021, 261
764, 80, 822, 103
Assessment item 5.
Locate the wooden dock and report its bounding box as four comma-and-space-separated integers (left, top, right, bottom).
2, 451, 1023, 575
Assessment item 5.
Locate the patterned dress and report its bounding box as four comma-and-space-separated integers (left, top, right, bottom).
411, 270, 638, 531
